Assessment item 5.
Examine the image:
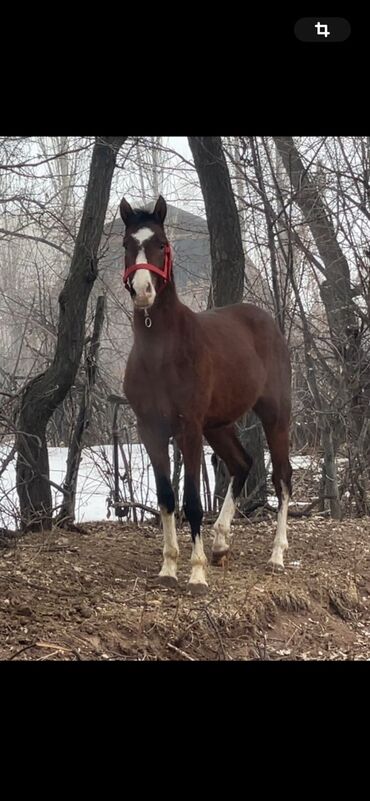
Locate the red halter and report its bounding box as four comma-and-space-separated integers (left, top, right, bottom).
122, 244, 173, 293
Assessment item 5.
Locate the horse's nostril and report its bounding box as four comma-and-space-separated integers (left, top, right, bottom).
146, 283, 152, 294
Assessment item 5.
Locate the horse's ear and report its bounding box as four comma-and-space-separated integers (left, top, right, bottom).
120, 198, 133, 225
153, 195, 167, 224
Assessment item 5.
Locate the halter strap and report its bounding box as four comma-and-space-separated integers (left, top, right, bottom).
122, 244, 173, 292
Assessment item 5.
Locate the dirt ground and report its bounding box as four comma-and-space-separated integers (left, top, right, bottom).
1, 514, 370, 661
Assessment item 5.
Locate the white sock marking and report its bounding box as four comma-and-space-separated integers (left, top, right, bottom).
212, 479, 236, 554
269, 481, 289, 568
189, 534, 208, 586
158, 508, 179, 580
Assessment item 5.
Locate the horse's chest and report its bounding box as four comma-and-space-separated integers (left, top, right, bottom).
125, 359, 183, 419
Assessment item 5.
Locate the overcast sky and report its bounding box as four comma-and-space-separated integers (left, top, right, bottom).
167, 137, 192, 160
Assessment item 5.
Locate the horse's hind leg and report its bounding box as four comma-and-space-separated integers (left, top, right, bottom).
139, 423, 179, 587
204, 425, 252, 565
255, 403, 292, 569
269, 431, 292, 569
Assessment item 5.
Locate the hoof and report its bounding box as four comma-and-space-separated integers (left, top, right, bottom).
267, 560, 284, 573
211, 550, 229, 567
188, 582, 208, 596
157, 575, 179, 589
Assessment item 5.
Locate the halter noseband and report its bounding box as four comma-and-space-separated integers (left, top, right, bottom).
122, 244, 173, 293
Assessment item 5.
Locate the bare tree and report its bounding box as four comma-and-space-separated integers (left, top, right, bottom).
15, 136, 127, 531
274, 135, 370, 512
56, 294, 106, 527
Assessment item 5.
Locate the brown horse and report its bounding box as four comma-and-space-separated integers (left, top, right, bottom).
121, 195, 292, 594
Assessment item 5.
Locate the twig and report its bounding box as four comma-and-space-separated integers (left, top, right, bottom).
139, 579, 149, 633
111, 499, 160, 519
205, 609, 227, 659
118, 442, 138, 523
263, 498, 321, 518
0, 444, 16, 478
35, 641, 73, 652
36, 650, 63, 660
8, 642, 36, 660
167, 642, 195, 661
284, 622, 302, 649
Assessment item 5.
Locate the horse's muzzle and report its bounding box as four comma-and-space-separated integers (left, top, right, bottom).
134, 296, 154, 309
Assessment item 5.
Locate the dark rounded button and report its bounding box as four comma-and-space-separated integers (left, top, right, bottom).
295, 17, 351, 43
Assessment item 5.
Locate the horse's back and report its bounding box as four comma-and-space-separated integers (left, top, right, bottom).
195, 302, 291, 426
198, 302, 289, 366
199, 301, 282, 331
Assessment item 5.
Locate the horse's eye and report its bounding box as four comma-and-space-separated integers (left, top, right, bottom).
160, 244, 165, 250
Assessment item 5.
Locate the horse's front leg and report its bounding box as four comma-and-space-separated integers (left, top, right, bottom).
176, 425, 207, 595
139, 423, 179, 587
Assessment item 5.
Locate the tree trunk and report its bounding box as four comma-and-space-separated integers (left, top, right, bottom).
320, 426, 342, 519
274, 135, 368, 511
56, 295, 106, 527
111, 401, 129, 520
188, 136, 245, 306
15, 136, 127, 531
188, 136, 267, 511
273, 136, 366, 421
286, 247, 342, 519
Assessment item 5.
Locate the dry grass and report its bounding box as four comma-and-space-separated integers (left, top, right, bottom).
1, 515, 370, 660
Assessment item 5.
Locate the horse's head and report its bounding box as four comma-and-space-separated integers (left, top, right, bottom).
120, 195, 173, 309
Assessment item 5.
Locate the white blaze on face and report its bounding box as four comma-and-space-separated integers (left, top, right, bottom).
131, 227, 156, 303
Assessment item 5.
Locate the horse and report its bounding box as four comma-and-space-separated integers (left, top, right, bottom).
120, 195, 292, 595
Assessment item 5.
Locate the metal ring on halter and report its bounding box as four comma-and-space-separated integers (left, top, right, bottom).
144, 314, 152, 328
